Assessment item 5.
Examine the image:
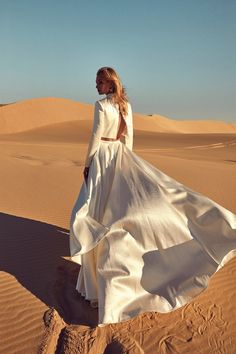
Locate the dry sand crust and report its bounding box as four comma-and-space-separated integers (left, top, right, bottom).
0, 97, 236, 353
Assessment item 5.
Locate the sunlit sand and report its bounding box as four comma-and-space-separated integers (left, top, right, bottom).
1, 98, 236, 353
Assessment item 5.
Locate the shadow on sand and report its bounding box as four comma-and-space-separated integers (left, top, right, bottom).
0, 212, 98, 327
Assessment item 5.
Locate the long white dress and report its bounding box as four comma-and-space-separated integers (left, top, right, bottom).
70, 94, 236, 325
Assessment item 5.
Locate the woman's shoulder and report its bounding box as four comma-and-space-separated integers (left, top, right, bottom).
95, 96, 110, 109
127, 101, 132, 110
126, 101, 132, 116
94, 96, 132, 114
95, 96, 118, 111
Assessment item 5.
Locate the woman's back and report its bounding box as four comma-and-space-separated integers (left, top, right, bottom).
84, 95, 133, 167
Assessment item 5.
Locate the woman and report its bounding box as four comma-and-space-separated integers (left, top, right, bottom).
70, 67, 236, 326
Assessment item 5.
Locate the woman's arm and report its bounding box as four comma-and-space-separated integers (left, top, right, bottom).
123, 103, 133, 151
84, 101, 104, 168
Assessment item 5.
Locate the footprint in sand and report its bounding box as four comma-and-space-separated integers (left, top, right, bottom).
12, 154, 47, 166
51, 262, 98, 325
12, 154, 82, 167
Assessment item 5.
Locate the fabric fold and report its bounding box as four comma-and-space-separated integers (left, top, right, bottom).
70, 140, 236, 325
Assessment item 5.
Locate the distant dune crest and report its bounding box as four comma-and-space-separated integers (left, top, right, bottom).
0, 97, 93, 134
0, 97, 236, 134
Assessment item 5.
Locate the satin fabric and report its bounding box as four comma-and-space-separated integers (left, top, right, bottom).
70, 140, 236, 325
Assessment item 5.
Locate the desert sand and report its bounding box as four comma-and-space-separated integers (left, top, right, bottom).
0, 97, 236, 353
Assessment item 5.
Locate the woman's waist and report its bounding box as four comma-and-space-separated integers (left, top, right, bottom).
101, 136, 120, 142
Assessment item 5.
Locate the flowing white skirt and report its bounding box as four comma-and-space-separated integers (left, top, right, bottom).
70, 140, 236, 325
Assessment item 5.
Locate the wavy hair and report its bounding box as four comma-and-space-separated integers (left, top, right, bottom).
96, 67, 129, 116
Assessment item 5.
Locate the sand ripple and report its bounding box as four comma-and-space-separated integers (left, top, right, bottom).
36, 257, 236, 354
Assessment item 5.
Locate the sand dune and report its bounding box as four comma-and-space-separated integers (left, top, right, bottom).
136, 113, 236, 133
1, 97, 236, 134
0, 97, 236, 353
0, 97, 93, 134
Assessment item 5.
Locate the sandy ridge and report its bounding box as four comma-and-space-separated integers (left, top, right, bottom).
1, 97, 236, 134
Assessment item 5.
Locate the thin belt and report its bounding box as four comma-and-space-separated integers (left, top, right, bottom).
101, 137, 120, 142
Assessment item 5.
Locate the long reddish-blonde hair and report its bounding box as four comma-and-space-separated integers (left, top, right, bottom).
96, 67, 128, 116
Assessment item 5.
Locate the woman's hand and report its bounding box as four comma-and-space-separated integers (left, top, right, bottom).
83, 167, 90, 184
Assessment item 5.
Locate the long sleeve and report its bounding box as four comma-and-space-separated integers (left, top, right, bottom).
123, 103, 133, 151
84, 101, 104, 167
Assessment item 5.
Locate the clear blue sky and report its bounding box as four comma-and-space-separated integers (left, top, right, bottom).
1, 0, 236, 121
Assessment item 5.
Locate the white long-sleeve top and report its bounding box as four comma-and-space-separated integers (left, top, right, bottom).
84, 95, 133, 167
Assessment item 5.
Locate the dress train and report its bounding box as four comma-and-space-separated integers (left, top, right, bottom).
70, 140, 236, 325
